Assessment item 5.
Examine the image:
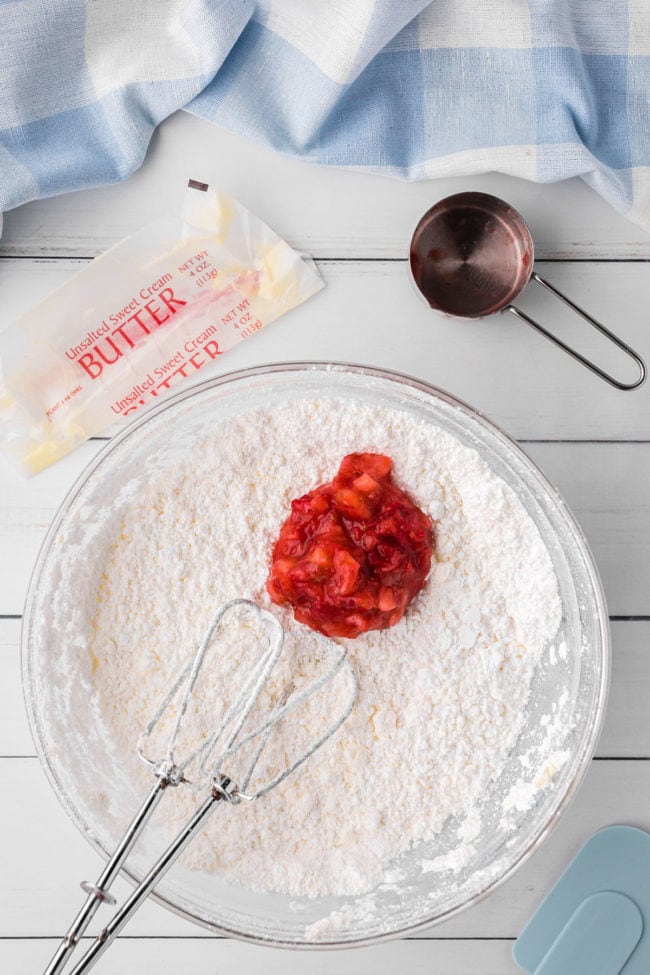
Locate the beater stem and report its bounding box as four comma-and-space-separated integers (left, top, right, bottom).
68, 778, 237, 975
44, 774, 171, 975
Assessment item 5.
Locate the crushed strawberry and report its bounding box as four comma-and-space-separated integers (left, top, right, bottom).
266, 452, 435, 638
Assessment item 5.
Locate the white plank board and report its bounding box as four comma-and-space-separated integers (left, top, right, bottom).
1, 759, 648, 940
2, 619, 647, 759
525, 443, 650, 620
0, 258, 649, 440
0, 440, 103, 617
1, 95, 647, 975
0, 619, 27, 755
0, 113, 648, 260
600, 623, 650, 756
0, 938, 519, 975
1, 442, 650, 617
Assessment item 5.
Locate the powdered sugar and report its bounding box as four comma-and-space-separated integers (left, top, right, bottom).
63, 397, 563, 899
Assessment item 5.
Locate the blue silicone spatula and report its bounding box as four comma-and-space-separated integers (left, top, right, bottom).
514, 827, 650, 975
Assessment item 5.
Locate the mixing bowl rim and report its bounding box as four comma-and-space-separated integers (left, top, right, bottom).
21, 359, 611, 949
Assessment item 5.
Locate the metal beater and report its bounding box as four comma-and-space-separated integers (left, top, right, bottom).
44, 598, 358, 975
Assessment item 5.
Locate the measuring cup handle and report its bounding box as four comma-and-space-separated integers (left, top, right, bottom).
507, 272, 646, 391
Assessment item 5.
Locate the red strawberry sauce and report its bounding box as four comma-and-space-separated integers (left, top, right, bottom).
266, 453, 434, 638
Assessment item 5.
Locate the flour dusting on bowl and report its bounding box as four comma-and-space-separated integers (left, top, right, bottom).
22, 365, 608, 946
62, 398, 560, 896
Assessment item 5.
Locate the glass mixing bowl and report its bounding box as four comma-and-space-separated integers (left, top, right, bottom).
22, 362, 609, 948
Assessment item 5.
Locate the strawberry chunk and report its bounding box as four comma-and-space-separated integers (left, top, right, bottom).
352, 473, 380, 496
267, 453, 435, 639
377, 587, 398, 612
332, 549, 360, 595
334, 489, 371, 521
338, 453, 392, 482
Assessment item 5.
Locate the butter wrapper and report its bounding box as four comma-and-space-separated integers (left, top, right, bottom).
0, 181, 323, 475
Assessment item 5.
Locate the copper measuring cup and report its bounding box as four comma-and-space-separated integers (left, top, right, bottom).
409, 192, 646, 390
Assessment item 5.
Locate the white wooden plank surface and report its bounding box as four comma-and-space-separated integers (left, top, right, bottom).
0, 938, 520, 975
2, 619, 647, 759
1, 259, 649, 440
0, 113, 649, 260
2, 441, 649, 617
1, 110, 649, 975
2, 759, 648, 941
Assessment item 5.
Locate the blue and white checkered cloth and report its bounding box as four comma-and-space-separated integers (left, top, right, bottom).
2, 1, 649, 230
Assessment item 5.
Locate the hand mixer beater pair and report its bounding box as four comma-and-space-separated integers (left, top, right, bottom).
44, 598, 358, 975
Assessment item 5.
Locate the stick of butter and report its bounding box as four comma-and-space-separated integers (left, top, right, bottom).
0, 180, 324, 475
